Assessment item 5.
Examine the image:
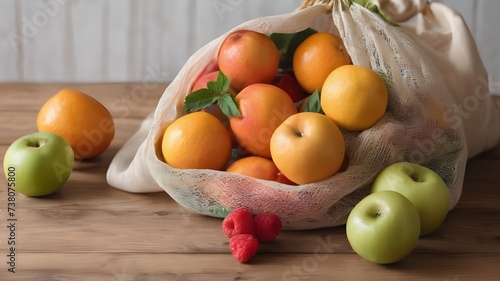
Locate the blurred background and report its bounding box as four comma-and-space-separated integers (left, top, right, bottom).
0, 0, 498, 94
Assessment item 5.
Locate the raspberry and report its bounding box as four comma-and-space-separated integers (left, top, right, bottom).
253, 213, 282, 242
229, 234, 260, 263
222, 207, 255, 238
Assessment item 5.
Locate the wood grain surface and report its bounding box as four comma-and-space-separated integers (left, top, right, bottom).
0, 83, 499, 280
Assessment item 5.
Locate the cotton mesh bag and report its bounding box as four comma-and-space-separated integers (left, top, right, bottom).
106, 0, 500, 230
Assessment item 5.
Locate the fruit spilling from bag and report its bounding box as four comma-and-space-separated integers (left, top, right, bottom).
161, 28, 389, 187
107, 2, 471, 230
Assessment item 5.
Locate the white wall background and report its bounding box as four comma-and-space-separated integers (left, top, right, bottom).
0, 0, 499, 93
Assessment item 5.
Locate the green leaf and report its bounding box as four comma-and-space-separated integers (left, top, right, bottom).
303, 89, 323, 114
365, 2, 399, 27
207, 71, 230, 94
287, 28, 317, 58
349, 0, 399, 27
342, 0, 354, 10
270, 33, 295, 52
183, 71, 240, 118
207, 200, 231, 217
184, 89, 219, 113
351, 0, 368, 6
270, 28, 317, 70
218, 94, 241, 117
376, 71, 391, 85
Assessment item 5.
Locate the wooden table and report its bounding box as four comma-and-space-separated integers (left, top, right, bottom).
1, 83, 499, 280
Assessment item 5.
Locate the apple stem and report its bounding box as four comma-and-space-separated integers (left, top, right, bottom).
28, 138, 46, 148
411, 174, 422, 182
29, 141, 40, 148
295, 130, 303, 137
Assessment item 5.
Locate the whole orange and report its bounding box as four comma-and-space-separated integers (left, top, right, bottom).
270, 112, 345, 185
37, 89, 115, 159
293, 32, 351, 94
161, 111, 232, 170
218, 30, 280, 91
226, 156, 280, 181
321, 65, 388, 131
229, 83, 297, 159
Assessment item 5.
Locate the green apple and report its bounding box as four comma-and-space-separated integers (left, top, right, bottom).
346, 190, 421, 264
371, 162, 450, 236
3, 132, 74, 197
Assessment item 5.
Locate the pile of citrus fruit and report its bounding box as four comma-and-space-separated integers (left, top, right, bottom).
161, 28, 389, 185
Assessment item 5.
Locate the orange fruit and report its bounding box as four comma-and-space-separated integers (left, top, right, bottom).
293, 32, 351, 94
321, 65, 388, 131
37, 89, 115, 159
226, 156, 280, 181
161, 111, 232, 170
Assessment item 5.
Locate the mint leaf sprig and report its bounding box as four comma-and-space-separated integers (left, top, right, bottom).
303, 89, 324, 114
184, 71, 241, 118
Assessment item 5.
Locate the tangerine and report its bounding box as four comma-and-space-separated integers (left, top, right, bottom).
226, 156, 280, 181
161, 111, 232, 170
37, 89, 115, 159
293, 32, 351, 94
321, 65, 388, 131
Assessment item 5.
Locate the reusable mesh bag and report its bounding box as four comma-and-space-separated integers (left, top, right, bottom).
106, 0, 500, 230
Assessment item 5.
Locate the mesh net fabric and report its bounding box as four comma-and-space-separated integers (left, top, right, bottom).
108, 2, 469, 230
